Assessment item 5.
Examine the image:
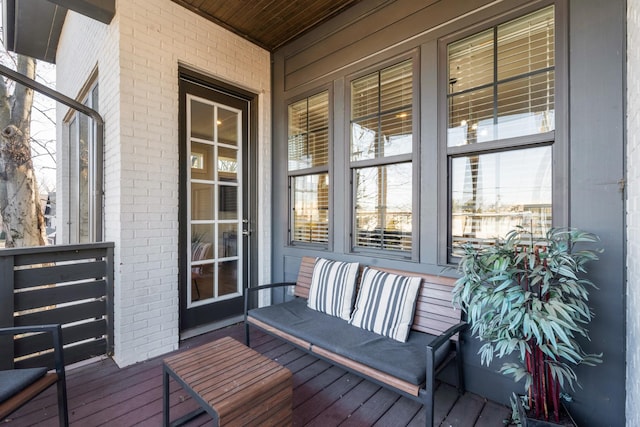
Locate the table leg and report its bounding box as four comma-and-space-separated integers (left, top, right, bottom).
163, 365, 170, 427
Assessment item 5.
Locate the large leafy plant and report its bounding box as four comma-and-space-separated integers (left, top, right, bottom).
452, 227, 602, 423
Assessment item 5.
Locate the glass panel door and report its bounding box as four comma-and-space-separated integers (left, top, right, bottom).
188, 96, 242, 306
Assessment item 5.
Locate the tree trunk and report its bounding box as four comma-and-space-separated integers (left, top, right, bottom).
0, 55, 45, 248
0, 124, 45, 247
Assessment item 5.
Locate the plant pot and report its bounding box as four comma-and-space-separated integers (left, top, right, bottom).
516, 398, 577, 427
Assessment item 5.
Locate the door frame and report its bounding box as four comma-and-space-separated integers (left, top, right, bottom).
178, 66, 259, 334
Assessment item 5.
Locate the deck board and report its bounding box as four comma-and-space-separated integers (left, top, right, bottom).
3, 323, 510, 426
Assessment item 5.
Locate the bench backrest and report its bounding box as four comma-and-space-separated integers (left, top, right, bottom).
292, 256, 461, 340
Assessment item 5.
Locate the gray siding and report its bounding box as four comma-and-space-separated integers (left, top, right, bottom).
272, 1, 626, 425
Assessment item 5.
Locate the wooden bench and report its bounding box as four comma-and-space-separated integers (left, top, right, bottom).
162, 336, 292, 426
244, 256, 467, 427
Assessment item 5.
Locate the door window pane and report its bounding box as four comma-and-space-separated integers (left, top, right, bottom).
218, 260, 238, 297
450, 146, 552, 255
354, 163, 412, 252
218, 186, 238, 220
218, 108, 238, 146
191, 100, 214, 140
218, 146, 238, 182
191, 142, 215, 181
219, 223, 238, 257
191, 183, 215, 220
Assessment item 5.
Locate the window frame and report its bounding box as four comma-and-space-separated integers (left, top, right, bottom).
64, 79, 100, 244
346, 51, 420, 260
437, 0, 568, 264
286, 86, 333, 249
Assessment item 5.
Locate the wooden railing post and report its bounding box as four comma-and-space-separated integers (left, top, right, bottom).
0, 254, 16, 369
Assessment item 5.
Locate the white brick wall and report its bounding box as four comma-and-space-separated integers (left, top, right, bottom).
628, 3, 640, 425
57, 0, 271, 367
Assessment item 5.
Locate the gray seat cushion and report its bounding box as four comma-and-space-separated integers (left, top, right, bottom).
249, 298, 451, 386
0, 367, 48, 403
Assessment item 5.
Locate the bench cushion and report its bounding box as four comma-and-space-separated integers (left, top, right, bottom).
308, 258, 359, 321
248, 298, 450, 386
349, 267, 421, 342
0, 367, 48, 403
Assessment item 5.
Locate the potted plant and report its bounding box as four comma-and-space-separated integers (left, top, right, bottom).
452, 227, 602, 426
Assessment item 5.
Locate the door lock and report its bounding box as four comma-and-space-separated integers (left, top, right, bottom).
242, 219, 252, 237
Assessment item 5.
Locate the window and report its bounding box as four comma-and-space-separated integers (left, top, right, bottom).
350, 59, 415, 254
288, 91, 330, 245
65, 82, 99, 244
445, 5, 556, 258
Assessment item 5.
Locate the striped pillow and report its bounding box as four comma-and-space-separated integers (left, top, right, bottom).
349, 267, 422, 342
307, 258, 360, 321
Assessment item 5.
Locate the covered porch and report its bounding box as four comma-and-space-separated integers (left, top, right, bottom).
5, 324, 510, 427
0, 0, 631, 426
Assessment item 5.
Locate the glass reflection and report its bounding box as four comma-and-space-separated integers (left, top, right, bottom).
291, 174, 329, 244
218, 146, 238, 182
191, 224, 214, 302
219, 223, 238, 258
191, 142, 215, 181
218, 260, 238, 297
191, 183, 214, 221
450, 146, 552, 255
354, 163, 412, 251
218, 108, 238, 146
191, 100, 214, 140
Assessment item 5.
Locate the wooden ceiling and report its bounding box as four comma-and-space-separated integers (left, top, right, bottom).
172, 0, 362, 51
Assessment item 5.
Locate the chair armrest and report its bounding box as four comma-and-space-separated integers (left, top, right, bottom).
426, 321, 468, 353
0, 325, 65, 377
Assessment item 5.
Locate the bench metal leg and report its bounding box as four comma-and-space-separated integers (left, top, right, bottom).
456, 340, 465, 394
245, 322, 251, 347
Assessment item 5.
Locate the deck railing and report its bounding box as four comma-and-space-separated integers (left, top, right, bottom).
0, 242, 114, 370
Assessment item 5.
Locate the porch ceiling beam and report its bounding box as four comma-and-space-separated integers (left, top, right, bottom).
46, 0, 115, 24
3, 0, 67, 64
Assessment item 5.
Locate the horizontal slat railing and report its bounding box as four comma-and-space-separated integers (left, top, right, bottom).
0, 242, 114, 370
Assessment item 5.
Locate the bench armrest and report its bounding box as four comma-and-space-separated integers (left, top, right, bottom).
245, 282, 296, 293
244, 282, 297, 313
426, 321, 467, 354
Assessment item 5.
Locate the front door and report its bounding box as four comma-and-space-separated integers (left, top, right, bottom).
179, 72, 255, 332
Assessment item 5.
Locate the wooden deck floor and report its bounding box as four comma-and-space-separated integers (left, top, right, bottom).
4, 323, 510, 426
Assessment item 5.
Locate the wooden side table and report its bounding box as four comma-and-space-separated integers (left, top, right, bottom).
163, 336, 292, 426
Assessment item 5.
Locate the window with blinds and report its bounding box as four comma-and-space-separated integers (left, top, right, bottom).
447, 6, 554, 146
288, 91, 330, 245
350, 60, 414, 253
445, 6, 556, 259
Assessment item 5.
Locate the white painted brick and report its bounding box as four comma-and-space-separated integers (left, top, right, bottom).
57, 0, 272, 367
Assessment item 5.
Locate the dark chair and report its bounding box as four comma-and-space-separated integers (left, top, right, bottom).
0, 324, 68, 427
